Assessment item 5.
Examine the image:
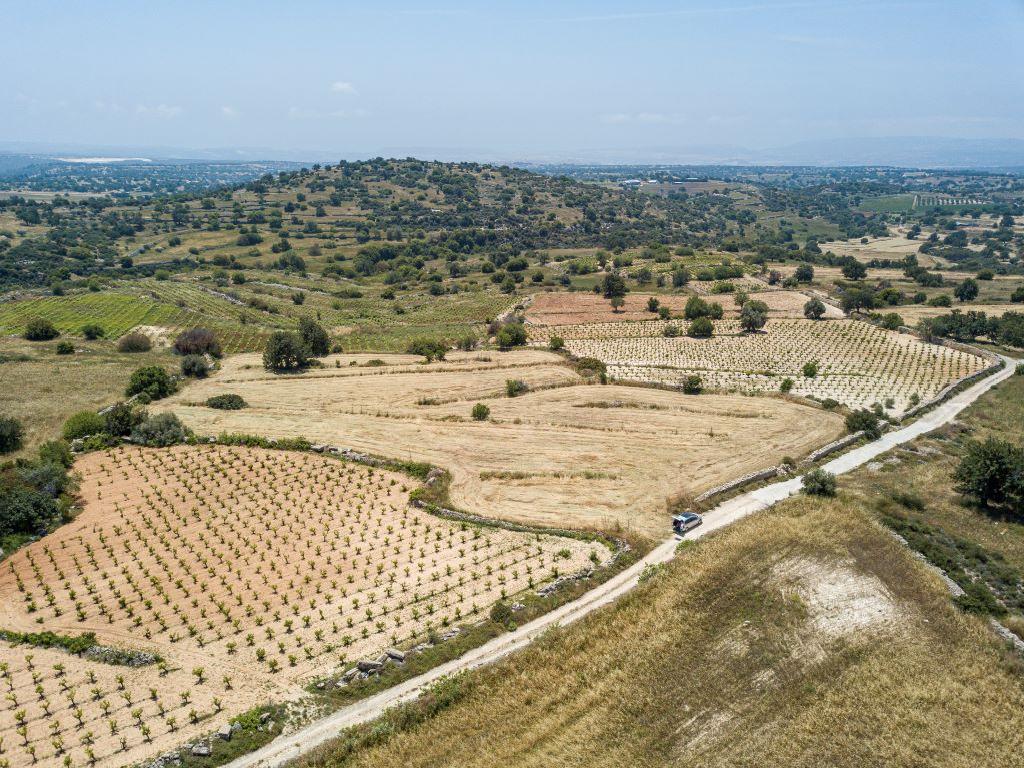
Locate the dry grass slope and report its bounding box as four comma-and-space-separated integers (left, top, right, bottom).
296, 493, 1024, 768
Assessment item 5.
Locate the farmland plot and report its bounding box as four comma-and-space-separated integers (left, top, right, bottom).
154, 351, 843, 537
0, 445, 596, 768
531, 319, 988, 415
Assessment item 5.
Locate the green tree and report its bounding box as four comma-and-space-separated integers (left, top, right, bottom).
298, 317, 330, 357
794, 263, 814, 283
954, 278, 979, 303
263, 332, 310, 371
802, 469, 837, 497
0, 416, 24, 454
24, 318, 59, 341
803, 297, 827, 320
601, 272, 628, 299
952, 438, 1024, 510
496, 323, 527, 348
845, 409, 882, 439
687, 317, 714, 338
739, 300, 768, 333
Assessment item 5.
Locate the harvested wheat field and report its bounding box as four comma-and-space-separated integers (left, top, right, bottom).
529, 319, 988, 415
526, 290, 839, 326
154, 351, 843, 537
0, 445, 596, 768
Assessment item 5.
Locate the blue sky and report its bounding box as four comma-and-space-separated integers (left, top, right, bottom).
3, 0, 1023, 159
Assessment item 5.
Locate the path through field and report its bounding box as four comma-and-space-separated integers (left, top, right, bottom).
226, 356, 1017, 768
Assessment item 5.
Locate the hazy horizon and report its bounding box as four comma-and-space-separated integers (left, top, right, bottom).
4, 0, 1024, 163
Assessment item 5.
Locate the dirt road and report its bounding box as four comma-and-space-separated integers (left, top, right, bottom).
226, 356, 1017, 768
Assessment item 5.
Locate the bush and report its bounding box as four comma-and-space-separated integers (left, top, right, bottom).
126, 366, 175, 400
802, 361, 819, 378
739, 300, 768, 333
471, 403, 490, 421
681, 374, 702, 394
802, 469, 837, 497
299, 317, 330, 357
457, 334, 478, 351
81, 323, 105, 340
845, 408, 882, 439
173, 328, 222, 358
489, 600, 514, 629
548, 336, 565, 351
180, 355, 209, 378
879, 312, 903, 330
206, 394, 247, 410
63, 411, 105, 440
687, 317, 713, 338
0, 416, 24, 454
117, 331, 152, 353
38, 440, 73, 468
496, 323, 527, 348
802, 297, 826, 320
780, 377, 794, 393
103, 402, 142, 436
663, 323, 681, 337
406, 338, 447, 362
505, 379, 529, 397
575, 357, 607, 378
24, 318, 59, 341
55, 341, 74, 355
264, 332, 310, 371
131, 413, 191, 447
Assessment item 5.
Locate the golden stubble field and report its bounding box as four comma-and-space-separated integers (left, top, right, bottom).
154, 351, 844, 538
0, 444, 596, 768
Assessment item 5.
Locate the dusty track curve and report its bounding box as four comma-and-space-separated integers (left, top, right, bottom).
226, 356, 1017, 768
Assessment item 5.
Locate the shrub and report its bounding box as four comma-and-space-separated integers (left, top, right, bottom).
496, 323, 527, 348
681, 374, 702, 394
38, 440, 73, 468
104, 402, 142, 436
662, 324, 681, 338
548, 336, 565, 351
845, 409, 882, 439
206, 394, 247, 410
505, 379, 529, 397
780, 377, 794, 393
489, 600, 514, 629
24, 318, 59, 341
173, 328, 222, 358
131, 413, 191, 447
126, 366, 175, 400
794, 263, 814, 283
880, 312, 903, 330
117, 332, 152, 353
406, 338, 447, 362
264, 332, 310, 371
299, 317, 330, 357
471, 403, 490, 421
802, 469, 837, 497
575, 357, 607, 378
0, 416, 24, 454
687, 317, 713, 338
180, 355, 209, 378
457, 334, 479, 351
802, 361, 819, 378
55, 341, 74, 355
803, 297, 826, 320
81, 323, 105, 340
63, 411, 105, 441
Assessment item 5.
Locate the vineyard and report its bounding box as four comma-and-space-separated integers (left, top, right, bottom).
529, 319, 988, 414
155, 350, 843, 536
0, 445, 597, 768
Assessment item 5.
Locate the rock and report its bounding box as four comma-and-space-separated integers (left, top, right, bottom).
315, 681, 326, 690
191, 742, 211, 757
356, 659, 383, 673
230, 722, 241, 734
385, 648, 406, 662
217, 723, 232, 741
259, 712, 273, 723
510, 602, 525, 611
374, 653, 390, 666
342, 667, 360, 680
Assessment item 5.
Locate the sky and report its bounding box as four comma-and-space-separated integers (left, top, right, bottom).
3, 0, 1024, 161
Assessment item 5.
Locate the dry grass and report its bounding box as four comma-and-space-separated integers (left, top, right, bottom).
295, 492, 1024, 768
153, 351, 844, 538
0, 337, 170, 459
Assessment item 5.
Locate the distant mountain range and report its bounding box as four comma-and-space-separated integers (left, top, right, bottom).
1, 136, 1023, 171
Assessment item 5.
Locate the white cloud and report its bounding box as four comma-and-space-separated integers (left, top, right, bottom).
136, 103, 182, 119
331, 81, 358, 95
220, 105, 239, 118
